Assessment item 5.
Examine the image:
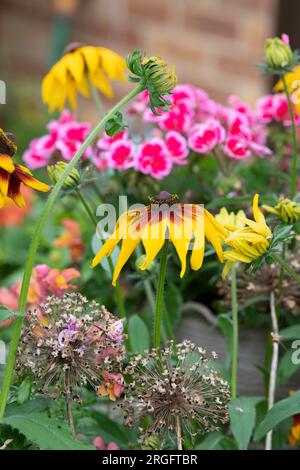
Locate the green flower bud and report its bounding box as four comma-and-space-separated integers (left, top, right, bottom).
127, 49, 177, 115
264, 37, 293, 70
135, 254, 156, 273
263, 197, 300, 224
47, 162, 80, 189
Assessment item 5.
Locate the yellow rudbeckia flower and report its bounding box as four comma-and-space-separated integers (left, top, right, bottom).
92, 191, 227, 286
274, 65, 300, 112
222, 194, 272, 277
42, 43, 127, 112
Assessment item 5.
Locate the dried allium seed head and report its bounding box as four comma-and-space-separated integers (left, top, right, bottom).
120, 340, 230, 445
16, 293, 126, 401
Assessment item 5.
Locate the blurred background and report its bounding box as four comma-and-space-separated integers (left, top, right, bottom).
1, 0, 299, 151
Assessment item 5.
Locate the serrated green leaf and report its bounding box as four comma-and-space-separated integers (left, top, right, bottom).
254, 391, 300, 441
229, 396, 263, 450
3, 412, 94, 450
128, 315, 150, 354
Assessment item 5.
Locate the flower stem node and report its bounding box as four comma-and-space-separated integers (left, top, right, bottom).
48, 162, 80, 190
264, 36, 293, 72
263, 197, 300, 224
126, 50, 177, 114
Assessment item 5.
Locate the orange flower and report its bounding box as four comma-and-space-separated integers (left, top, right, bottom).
54, 218, 84, 262
0, 129, 50, 208
289, 413, 300, 446
97, 372, 124, 401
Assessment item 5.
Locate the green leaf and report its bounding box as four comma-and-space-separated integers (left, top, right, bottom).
91, 410, 129, 447
0, 308, 24, 322
128, 315, 150, 354
3, 412, 94, 450
5, 398, 51, 417
254, 391, 300, 441
195, 432, 226, 450
17, 378, 31, 404
217, 314, 233, 370
229, 396, 263, 450
280, 324, 300, 340
278, 349, 300, 385
105, 111, 127, 136
165, 282, 182, 329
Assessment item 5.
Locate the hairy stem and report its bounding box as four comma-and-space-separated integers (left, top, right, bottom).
272, 252, 300, 285
0, 84, 144, 420
154, 241, 169, 349
265, 291, 279, 451
282, 75, 299, 198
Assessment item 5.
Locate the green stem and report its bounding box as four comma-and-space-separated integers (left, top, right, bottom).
272, 252, 300, 285
75, 189, 126, 319
88, 80, 106, 118
282, 76, 299, 198
153, 241, 169, 349
231, 265, 238, 401
0, 84, 144, 420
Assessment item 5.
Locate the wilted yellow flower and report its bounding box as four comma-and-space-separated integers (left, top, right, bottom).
215, 207, 246, 232
263, 197, 300, 224
222, 194, 272, 277
92, 191, 227, 286
42, 43, 127, 112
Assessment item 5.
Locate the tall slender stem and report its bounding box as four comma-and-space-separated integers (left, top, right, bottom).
231, 265, 239, 401
265, 291, 279, 451
272, 252, 300, 285
75, 189, 126, 319
65, 371, 76, 439
175, 416, 183, 450
153, 241, 169, 349
282, 75, 299, 198
88, 80, 106, 119
0, 84, 144, 420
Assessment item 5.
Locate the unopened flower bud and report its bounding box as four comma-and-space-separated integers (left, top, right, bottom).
136, 254, 156, 273
264, 37, 293, 70
263, 198, 300, 224
47, 162, 80, 189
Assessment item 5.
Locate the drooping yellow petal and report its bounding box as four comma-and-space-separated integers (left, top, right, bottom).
15, 166, 50, 192
169, 217, 193, 278
0, 168, 10, 196
98, 47, 126, 81
81, 46, 101, 75
89, 69, 113, 98
64, 52, 85, 85
204, 214, 224, 262
223, 250, 252, 263
140, 218, 167, 270
112, 235, 141, 286
222, 260, 234, 279
204, 209, 228, 240
190, 212, 205, 271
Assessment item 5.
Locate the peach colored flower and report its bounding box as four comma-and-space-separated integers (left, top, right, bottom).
53, 218, 84, 262
97, 371, 124, 401
0, 264, 80, 327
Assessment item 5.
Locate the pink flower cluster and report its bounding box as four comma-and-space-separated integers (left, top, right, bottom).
24, 84, 297, 180
23, 110, 92, 169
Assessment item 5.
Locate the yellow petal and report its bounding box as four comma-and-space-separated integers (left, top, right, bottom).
0, 154, 15, 173
81, 46, 101, 75
224, 250, 252, 263
222, 260, 234, 279
98, 47, 126, 80
89, 69, 113, 98
169, 218, 193, 278
64, 51, 85, 85
112, 235, 141, 286
140, 218, 167, 270
190, 213, 205, 271
0, 168, 10, 196
204, 213, 224, 262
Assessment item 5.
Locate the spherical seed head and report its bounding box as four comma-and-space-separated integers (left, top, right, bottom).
47, 161, 80, 189
16, 293, 126, 400
264, 37, 293, 70
0, 129, 17, 156
120, 340, 230, 447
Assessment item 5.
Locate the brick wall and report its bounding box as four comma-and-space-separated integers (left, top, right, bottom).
0, 0, 278, 110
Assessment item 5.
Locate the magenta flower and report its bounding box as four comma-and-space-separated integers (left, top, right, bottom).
188, 118, 225, 153
135, 138, 172, 179
165, 131, 188, 164
106, 139, 135, 170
